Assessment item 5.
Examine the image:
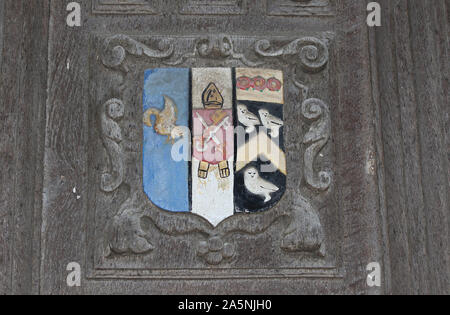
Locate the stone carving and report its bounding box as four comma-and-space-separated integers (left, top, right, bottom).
92, 0, 158, 14
104, 191, 154, 256
281, 194, 325, 256
302, 98, 332, 191
267, 0, 335, 16
96, 34, 332, 267
102, 35, 174, 70
255, 37, 329, 73
100, 99, 125, 193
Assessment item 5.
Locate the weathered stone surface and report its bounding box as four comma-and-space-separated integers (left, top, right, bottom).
0, 0, 448, 295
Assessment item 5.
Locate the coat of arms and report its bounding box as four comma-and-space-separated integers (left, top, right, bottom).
143, 68, 286, 226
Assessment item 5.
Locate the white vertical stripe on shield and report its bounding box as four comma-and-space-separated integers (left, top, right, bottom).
191, 68, 234, 226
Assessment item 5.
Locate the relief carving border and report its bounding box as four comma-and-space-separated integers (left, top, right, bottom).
267, 0, 335, 17
92, 0, 158, 15
179, 0, 248, 15
88, 33, 339, 279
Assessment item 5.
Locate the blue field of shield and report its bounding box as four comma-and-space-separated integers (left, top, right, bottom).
142, 68, 190, 212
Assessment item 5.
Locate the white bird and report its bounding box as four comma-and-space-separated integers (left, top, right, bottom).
244, 167, 279, 203
258, 109, 284, 138
237, 104, 260, 133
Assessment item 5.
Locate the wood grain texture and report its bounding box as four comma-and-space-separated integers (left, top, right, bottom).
334, 0, 384, 295
37, 0, 382, 295
40, 0, 89, 295
0, 0, 49, 295
373, 0, 449, 294
0, 0, 447, 294
0, 115, 18, 295
0, 0, 4, 68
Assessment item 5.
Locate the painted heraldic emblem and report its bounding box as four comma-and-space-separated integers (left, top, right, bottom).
143, 68, 286, 226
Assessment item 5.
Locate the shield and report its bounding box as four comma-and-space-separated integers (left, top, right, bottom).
143, 68, 286, 226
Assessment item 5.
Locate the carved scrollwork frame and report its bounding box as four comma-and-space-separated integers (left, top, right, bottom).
90, 33, 337, 278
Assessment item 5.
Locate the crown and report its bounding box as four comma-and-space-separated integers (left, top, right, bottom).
202, 83, 224, 109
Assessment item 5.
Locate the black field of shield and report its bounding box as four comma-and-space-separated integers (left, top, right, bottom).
233, 100, 286, 213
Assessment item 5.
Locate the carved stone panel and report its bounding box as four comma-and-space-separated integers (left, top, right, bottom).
92, 0, 158, 14
87, 33, 339, 279
267, 0, 335, 16
180, 0, 247, 15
